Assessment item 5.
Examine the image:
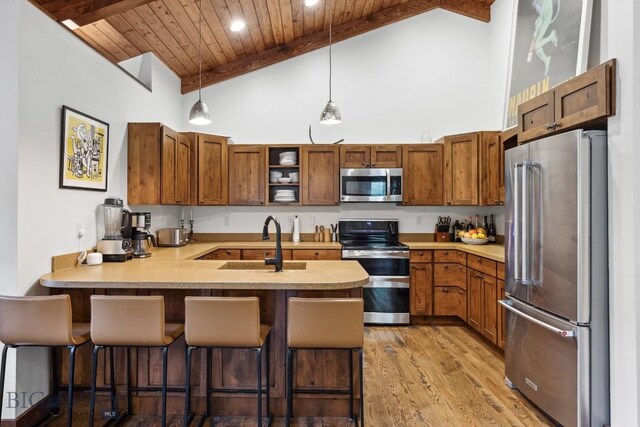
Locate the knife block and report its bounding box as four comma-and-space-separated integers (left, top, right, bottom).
435, 232, 450, 242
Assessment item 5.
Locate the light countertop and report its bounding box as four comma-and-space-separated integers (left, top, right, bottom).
40, 240, 504, 291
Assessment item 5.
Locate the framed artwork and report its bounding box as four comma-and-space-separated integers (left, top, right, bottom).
503, 0, 593, 129
59, 105, 109, 191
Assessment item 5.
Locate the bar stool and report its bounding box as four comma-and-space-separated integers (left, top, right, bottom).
183, 297, 272, 427
286, 298, 365, 426
88, 295, 184, 427
0, 295, 90, 427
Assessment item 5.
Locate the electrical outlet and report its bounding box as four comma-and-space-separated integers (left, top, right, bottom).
309, 216, 316, 226
76, 222, 85, 239
416, 216, 422, 226
224, 215, 230, 226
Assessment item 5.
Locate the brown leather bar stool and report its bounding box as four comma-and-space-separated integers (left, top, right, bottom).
184, 297, 272, 427
0, 295, 90, 427
88, 295, 184, 427
286, 298, 365, 426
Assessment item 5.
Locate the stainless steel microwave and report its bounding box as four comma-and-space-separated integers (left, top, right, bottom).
340, 168, 403, 202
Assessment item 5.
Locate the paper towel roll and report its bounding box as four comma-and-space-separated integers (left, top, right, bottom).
293, 216, 301, 243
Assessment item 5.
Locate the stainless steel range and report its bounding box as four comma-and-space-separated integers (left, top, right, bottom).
339, 219, 410, 325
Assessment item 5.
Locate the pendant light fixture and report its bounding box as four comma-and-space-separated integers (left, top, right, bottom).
319, 1, 341, 125
189, 0, 211, 125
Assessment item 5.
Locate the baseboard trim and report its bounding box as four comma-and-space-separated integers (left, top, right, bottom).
2, 394, 56, 427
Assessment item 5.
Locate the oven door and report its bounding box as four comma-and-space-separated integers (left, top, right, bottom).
340, 168, 403, 202
364, 276, 410, 324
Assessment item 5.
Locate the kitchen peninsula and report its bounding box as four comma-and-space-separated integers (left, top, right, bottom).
40, 242, 368, 420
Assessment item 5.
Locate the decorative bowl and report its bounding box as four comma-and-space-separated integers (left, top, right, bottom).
278, 177, 292, 183
461, 237, 489, 245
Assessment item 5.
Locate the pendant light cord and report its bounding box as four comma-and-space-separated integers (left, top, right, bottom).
328, 0, 333, 102
198, 0, 203, 102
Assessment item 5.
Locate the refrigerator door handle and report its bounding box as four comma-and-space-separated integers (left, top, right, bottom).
513, 163, 524, 282
499, 300, 576, 338
522, 161, 531, 285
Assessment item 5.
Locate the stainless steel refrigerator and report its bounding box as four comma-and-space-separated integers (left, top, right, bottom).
502, 130, 609, 427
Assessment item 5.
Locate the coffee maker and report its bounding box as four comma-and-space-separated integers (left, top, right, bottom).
130, 212, 155, 258
96, 197, 133, 262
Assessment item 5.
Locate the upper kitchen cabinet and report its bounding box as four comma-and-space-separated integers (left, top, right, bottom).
480, 133, 501, 206
228, 145, 266, 206
402, 144, 443, 206
195, 133, 228, 206
444, 133, 478, 206
444, 132, 499, 206
340, 145, 402, 168
302, 145, 340, 206
128, 123, 190, 206
518, 59, 616, 143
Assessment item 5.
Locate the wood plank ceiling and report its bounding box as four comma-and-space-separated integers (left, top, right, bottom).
30, 0, 495, 94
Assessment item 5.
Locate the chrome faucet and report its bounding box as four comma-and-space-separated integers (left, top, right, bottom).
262, 216, 283, 272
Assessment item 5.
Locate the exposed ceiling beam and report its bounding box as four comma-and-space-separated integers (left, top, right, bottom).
181, 0, 442, 93
42, 0, 156, 26
439, 0, 493, 23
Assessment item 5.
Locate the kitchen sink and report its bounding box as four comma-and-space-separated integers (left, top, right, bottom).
218, 261, 307, 271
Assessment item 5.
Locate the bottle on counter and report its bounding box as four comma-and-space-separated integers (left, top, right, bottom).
482, 215, 488, 231
452, 220, 461, 241
466, 217, 474, 231
488, 215, 496, 243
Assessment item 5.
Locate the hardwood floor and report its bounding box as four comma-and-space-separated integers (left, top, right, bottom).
42, 326, 551, 426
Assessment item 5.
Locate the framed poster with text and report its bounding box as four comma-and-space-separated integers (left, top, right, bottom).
504, 0, 593, 129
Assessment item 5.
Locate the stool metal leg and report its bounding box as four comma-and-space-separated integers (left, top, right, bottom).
358, 349, 364, 427
0, 344, 9, 426
256, 347, 262, 427
161, 346, 169, 427
184, 346, 194, 427
349, 349, 354, 423
265, 337, 270, 423
66, 345, 77, 427
89, 345, 101, 427
109, 347, 117, 416
285, 348, 293, 426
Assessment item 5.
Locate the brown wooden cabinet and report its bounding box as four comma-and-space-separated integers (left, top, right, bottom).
340, 145, 401, 168
444, 133, 478, 206
302, 145, 340, 205
518, 59, 616, 143
291, 249, 341, 260
480, 133, 501, 206
467, 268, 498, 345
444, 132, 499, 206
498, 278, 506, 349
402, 144, 443, 206
128, 123, 191, 205
228, 145, 265, 206
434, 287, 467, 320
242, 249, 292, 260
195, 133, 228, 206
410, 262, 433, 316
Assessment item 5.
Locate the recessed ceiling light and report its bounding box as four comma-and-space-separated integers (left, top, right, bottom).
304, 0, 320, 6
230, 20, 246, 32
61, 19, 80, 30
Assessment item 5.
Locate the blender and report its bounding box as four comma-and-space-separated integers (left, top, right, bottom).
96, 197, 133, 262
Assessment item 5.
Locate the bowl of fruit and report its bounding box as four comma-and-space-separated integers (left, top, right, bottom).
458, 228, 489, 245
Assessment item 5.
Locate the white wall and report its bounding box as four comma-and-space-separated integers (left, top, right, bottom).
0, 1, 22, 419
180, 8, 505, 235
600, 0, 640, 424
0, 1, 184, 418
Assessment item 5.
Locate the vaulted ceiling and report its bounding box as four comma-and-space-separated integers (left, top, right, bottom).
30, 0, 495, 94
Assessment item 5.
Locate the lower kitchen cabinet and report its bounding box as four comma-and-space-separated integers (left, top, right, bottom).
213, 249, 241, 260
242, 249, 292, 260
291, 249, 341, 260
498, 278, 506, 349
410, 262, 433, 315
467, 268, 498, 345
434, 286, 467, 321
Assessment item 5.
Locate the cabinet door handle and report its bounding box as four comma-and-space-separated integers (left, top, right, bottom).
418, 251, 424, 256
444, 251, 448, 255
264, 251, 269, 256
315, 251, 319, 256
546, 121, 560, 130
443, 265, 448, 269
477, 258, 482, 263
226, 250, 231, 255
